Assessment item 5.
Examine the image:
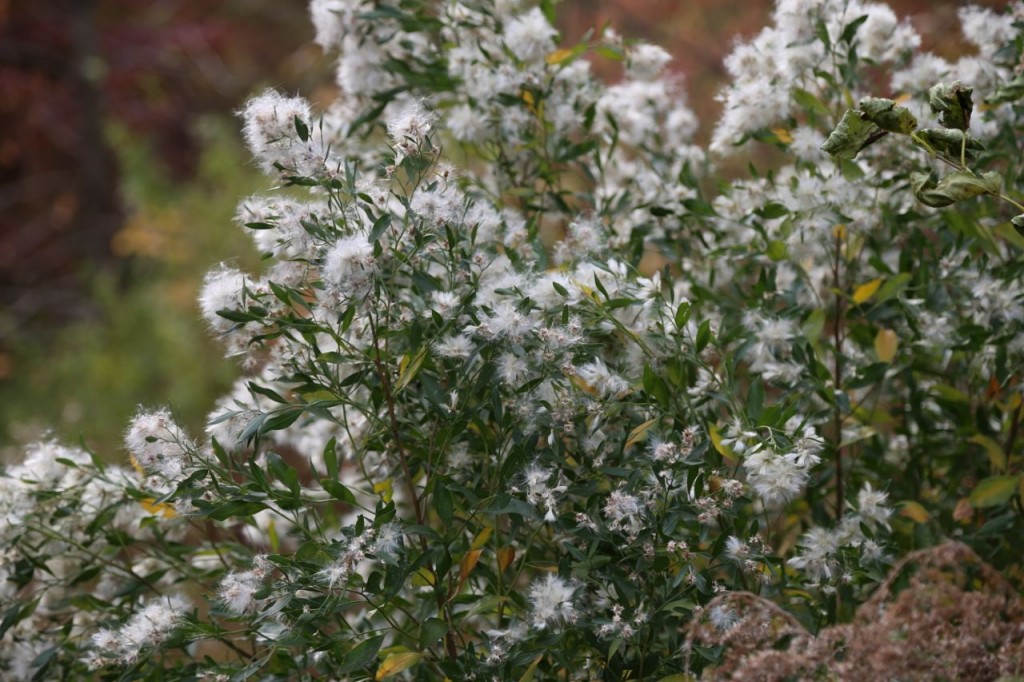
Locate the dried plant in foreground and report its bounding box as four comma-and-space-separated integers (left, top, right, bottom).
690, 541, 1024, 681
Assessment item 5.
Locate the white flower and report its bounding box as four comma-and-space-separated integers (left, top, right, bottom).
725, 536, 749, 562
788, 527, 839, 582
387, 100, 435, 162
521, 464, 565, 522
743, 449, 810, 504
218, 570, 263, 615
497, 352, 530, 386
433, 333, 475, 359
371, 523, 404, 562
576, 358, 629, 398
626, 44, 672, 81
603, 489, 644, 538
91, 595, 191, 664
503, 8, 557, 63
124, 408, 194, 480
241, 90, 325, 176
528, 573, 577, 630
857, 483, 891, 527
199, 266, 249, 334
322, 233, 377, 304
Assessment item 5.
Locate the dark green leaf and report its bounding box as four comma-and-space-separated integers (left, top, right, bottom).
857, 97, 917, 134
928, 81, 973, 131
338, 635, 385, 674
912, 128, 984, 162
821, 109, 886, 160
911, 170, 1001, 208
986, 73, 1024, 105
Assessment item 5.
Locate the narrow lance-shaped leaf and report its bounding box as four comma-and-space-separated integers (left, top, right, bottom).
928, 81, 973, 130
910, 170, 1001, 208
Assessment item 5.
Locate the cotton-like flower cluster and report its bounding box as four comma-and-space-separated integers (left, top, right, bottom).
788, 484, 893, 584
124, 407, 195, 482
218, 555, 272, 615
528, 573, 578, 630
241, 90, 326, 177
87, 595, 191, 668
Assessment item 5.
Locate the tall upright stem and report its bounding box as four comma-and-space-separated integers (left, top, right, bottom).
833, 230, 845, 519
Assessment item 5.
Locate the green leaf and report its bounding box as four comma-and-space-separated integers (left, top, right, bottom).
840, 15, 869, 44
755, 202, 789, 219
294, 115, 310, 142
324, 437, 339, 480
911, 170, 1001, 208
766, 239, 788, 261
338, 635, 385, 674
674, 302, 691, 329
419, 618, 448, 648
986, 72, 1024, 105
695, 319, 712, 353
969, 475, 1019, 508
321, 479, 357, 504
928, 81, 973, 131
912, 128, 984, 162
999, 217, 1024, 250
857, 97, 918, 134
792, 88, 831, 118
820, 109, 886, 160
368, 213, 392, 243
434, 481, 454, 525
969, 435, 1007, 473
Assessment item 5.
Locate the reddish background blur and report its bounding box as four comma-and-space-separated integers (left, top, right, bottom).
0, 0, 318, 340
0, 0, 1002, 388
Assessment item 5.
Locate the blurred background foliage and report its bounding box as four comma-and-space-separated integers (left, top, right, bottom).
0, 0, 999, 459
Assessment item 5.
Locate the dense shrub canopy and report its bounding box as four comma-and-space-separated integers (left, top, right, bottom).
2, 0, 1024, 679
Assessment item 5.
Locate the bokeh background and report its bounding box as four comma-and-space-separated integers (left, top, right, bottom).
0, 0, 1000, 460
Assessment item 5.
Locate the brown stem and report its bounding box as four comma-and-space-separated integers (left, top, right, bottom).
366, 312, 457, 660
1005, 397, 1023, 463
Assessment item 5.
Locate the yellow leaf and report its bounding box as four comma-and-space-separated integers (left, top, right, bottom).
969, 434, 1007, 473
874, 328, 899, 363
772, 127, 794, 144
395, 347, 427, 392
518, 655, 543, 682
625, 418, 657, 449
498, 546, 516, 573
832, 223, 847, 240
471, 527, 493, 550
852, 278, 882, 304
969, 475, 1020, 508
545, 48, 575, 65
140, 498, 176, 519
571, 374, 599, 396
899, 501, 929, 523
376, 652, 422, 680
459, 549, 483, 591
374, 479, 394, 504
129, 453, 145, 477
708, 423, 736, 463
412, 567, 435, 587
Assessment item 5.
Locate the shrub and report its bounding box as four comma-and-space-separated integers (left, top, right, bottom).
2, 0, 1024, 679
